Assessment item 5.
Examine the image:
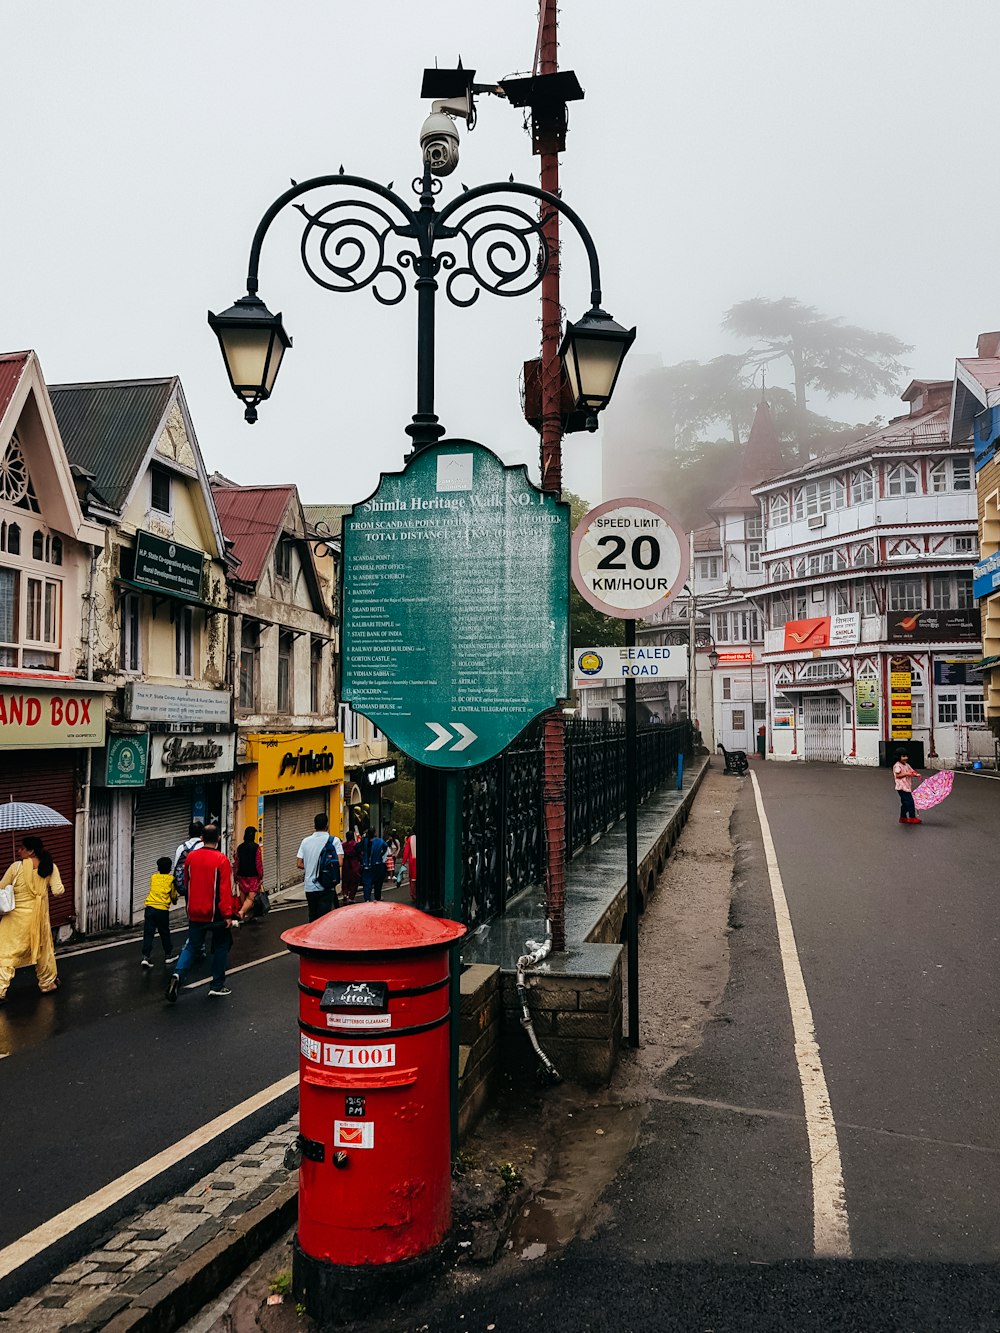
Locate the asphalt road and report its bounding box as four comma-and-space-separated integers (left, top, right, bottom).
368, 762, 1000, 1332
0, 903, 305, 1303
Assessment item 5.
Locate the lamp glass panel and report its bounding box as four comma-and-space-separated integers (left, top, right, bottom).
262, 333, 286, 394
219, 326, 274, 398
573, 337, 625, 407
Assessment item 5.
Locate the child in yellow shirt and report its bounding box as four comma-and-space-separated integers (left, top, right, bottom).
141, 856, 179, 969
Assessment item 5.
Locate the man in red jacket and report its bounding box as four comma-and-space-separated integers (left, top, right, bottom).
166, 824, 235, 1002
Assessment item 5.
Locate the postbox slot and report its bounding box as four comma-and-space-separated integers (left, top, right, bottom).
302, 1065, 419, 1091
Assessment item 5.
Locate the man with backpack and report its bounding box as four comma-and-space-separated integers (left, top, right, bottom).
173, 820, 204, 900
296, 813, 343, 922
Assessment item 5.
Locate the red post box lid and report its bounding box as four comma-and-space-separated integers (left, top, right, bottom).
281, 901, 466, 956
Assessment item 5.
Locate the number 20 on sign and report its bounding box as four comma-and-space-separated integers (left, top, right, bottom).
572, 497, 688, 619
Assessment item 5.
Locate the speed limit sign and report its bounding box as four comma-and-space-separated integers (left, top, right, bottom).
572, 497, 688, 620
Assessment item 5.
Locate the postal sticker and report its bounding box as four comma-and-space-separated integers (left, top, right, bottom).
334, 1120, 375, 1150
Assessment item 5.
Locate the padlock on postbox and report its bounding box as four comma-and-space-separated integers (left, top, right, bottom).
282, 902, 465, 1316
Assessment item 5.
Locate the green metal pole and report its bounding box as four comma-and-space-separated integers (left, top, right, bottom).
442, 770, 464, 1153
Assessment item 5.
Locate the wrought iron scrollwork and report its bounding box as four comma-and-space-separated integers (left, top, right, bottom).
440, 201, 552, 308
295, 196, 411, 306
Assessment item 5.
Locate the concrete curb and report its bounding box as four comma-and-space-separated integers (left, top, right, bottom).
99, 1181, 297, 1333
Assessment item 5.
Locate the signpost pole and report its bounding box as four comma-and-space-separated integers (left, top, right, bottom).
624, 618, 639, 1049
442, 771, 464, 1153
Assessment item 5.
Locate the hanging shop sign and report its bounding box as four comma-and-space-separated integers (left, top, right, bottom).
574, 645, 688, 684
149, 731, 235, 780
341, 441, 569, 769
715, 650, 754, 665
887, 610, 981, 644
0, 686, 106, 749
362, 762, 398, 788
133, 531, 205, 599
890, 655, 912, 741
124, 682, 231, 725
855, 678, 879, 727
973, 550, 1000, 601
105, 733, 150, 787
782, 614, 860, 653
250, 731, 345, 796
572, 497, 688, 620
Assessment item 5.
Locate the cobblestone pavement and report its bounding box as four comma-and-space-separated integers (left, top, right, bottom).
0, 1117, 298, 1331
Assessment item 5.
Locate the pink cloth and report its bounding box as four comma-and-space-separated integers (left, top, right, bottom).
893, 761, 917, 792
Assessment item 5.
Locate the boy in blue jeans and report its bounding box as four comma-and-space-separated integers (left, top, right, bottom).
141, 856, 178, 967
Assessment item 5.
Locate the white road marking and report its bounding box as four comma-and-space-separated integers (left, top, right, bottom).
185, 950, 288, 989
0, 1071, 298, 1283
749, 770, 852, 1259
57, 904, 305, 958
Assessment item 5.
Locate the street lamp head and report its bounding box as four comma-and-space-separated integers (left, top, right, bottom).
207, 294, 291, 424
559, 305, 636, 430
708, 649, 720, 671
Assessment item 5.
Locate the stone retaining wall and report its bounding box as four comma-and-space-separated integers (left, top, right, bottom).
457, 963, 501, 1140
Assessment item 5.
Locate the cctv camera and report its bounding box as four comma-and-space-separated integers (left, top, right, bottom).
419, 110, 460, 176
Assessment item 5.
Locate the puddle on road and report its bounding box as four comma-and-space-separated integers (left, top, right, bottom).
508, 1099, 645, 1260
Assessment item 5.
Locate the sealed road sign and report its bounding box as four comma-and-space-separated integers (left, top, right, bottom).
341, 440, 569, 769
574, 645, 688, 682
572, 497, 687, 619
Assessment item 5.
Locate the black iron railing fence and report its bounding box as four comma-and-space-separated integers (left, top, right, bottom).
460, 718, 692, 926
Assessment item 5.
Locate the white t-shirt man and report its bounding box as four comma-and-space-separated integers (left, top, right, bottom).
297, 829, 344, 894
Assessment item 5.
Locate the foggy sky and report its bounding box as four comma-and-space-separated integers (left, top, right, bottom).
2, 1, 996, 511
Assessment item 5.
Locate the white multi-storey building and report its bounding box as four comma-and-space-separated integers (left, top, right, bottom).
752, 380, 980, 766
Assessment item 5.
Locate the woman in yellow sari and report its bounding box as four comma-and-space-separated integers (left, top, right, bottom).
0, 835, 65, 1000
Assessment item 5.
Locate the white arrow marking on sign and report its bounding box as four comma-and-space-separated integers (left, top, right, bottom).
425, 723, 452, 751
452, 723, 477, 752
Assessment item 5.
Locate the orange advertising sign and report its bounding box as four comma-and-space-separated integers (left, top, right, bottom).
783, 617, 830, 651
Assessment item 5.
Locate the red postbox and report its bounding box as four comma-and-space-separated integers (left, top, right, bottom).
282, 902, 465, 1317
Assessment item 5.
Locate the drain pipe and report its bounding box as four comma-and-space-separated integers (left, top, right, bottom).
516, 919, 561, 1084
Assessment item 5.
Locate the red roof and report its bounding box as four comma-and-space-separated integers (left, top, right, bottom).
211, 484, 296, 587
957, 357, 1000, 394
0, 352, 29, 425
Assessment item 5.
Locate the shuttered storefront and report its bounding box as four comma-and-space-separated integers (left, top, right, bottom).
131, 787, 193, 922
261, 789, 328, 892
0, 752, 78, 930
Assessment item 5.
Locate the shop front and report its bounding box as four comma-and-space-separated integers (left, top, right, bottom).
345, 758, 399, 836
0, 679, 108, 931
241, 732, 345, 893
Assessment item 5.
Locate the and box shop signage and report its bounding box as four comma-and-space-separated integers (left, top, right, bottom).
149, 731, 236, 780
251, 731, 345, 796
0, 686, 105, 749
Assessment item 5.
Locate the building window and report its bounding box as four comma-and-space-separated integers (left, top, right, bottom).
275, 537, 292, 580
731, 709, 746, 730
937, 692, 958, 725
835, 587, 851, 615
51, 536, 62, 566
24, 576, 60, 670
853, 543, 874, 567
277, 631, 294, 713
793, 476, 847, 520
310, 638, 323, 713
957, 575, 974, 609
722, 676, 732, 701
966, 693, 985, 724
32, 530, 43, 560
771, 596, 792, 627
0, 568, 18, 667
856, 581, 878, 617
851, 469, 874, 503
747, 542, 761, 573
770, 494, 790, 525
931, 459, 972, 492
953, 535, 975, 553
888, 578, 922, 611
175, 606, 194, 678
339, 702, 360, 747
771, 561, 790, 581
712, 612, 729, 644
239, 622, 259, 710
698, 557, 719, 580
887, 463, 919, 497
120, 593, 141, 672
931, 575, 951, 610
794, 592, 808, 618
746, 514, 763, 539
753, 701, 766, 722
150, 466, 172, 515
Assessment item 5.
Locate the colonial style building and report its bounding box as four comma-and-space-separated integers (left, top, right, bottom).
51, 376, 234, 929
0, 351, 110, 936
211, 482, 343, 892
950, 332, 1000, 755
754, 381, 979, 766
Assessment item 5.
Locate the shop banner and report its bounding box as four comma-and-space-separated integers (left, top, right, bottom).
106, 734, 150, 787
0, 686, 106, 749
887, 609, 980, 643
126, 682, 231, 725
250, 731, 345, 796
149, 731, 235, 780
856, 678, 879, 727
133, 531, 204, 599
782, 614, 860, 652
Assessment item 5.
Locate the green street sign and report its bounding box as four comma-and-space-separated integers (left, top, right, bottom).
106, 733, 150, 788
341, 440, 569, 769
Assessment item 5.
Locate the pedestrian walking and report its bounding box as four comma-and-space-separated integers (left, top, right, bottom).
233, 826, 265, 921
296, 813, 343, 922
141, 856, 178, 968
166, 825, 235, 1002
173, 820, 205, 901
893, 751, 922, 825
398, 829, 417, 904
360, 827, 389, 903
341, 831, 362, 904
0, 836, 65, 1001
